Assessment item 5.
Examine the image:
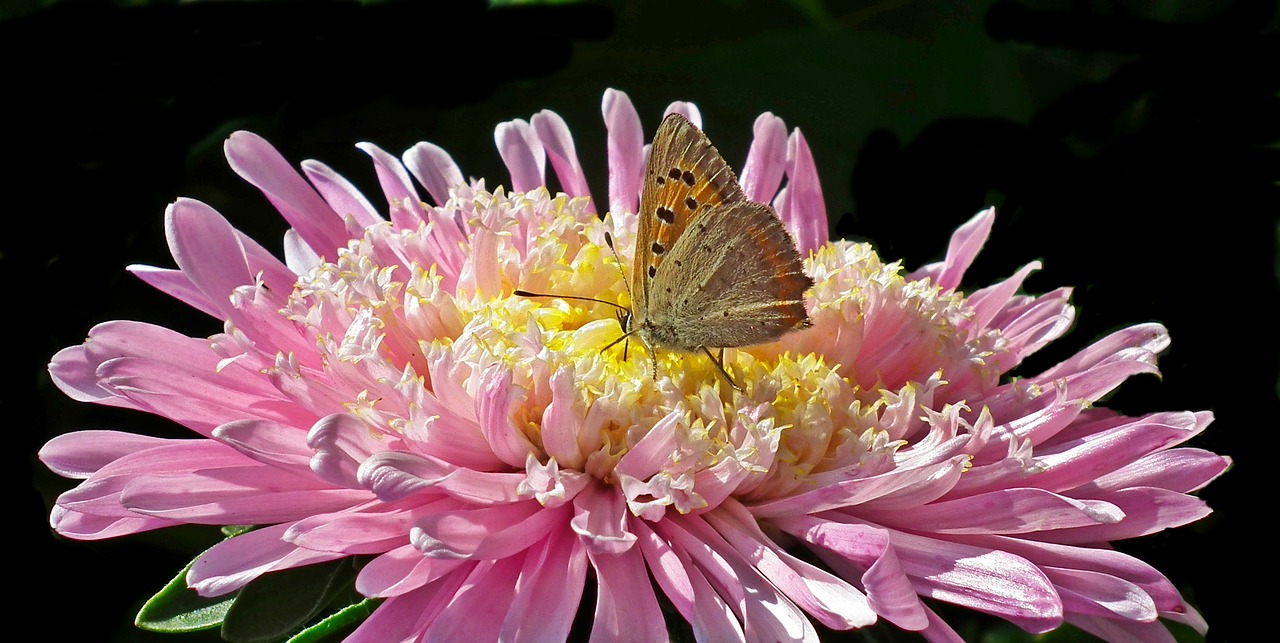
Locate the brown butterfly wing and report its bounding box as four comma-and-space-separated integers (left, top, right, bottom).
644, 200, 813, 351
633, 113, 744, 320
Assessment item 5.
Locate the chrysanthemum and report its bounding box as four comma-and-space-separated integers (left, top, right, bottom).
41, 88, 1227, 642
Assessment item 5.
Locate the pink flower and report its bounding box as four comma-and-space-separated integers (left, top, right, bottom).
41, 88, 1227, 642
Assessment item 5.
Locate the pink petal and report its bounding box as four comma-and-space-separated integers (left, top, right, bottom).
1048, 567, 1157, 622
224, 131, 349, 257
531, 109, 594, 208
1028, 412, 1207, 493
771, 515, 927, 631
49, 504, 177, 540
39, 429, 171, 478
1044, 487, 1212, 543
358, 451, 525, 504
711, 501, 875, 629
916, 207, 996, 291
48, 345, 130, 408
749, 456, 969, 518
954, 533, 1190, 616
739, 112, 788, 203
494, 119, 546, 194
586, 539, 668, 643
475, 364, 540, 467
281, 228, 322, 274
1036, 323, 1170, 383
188, 523, 343, 596
403, 141, 465, 207
126, 265, 222, 318
1067, 614, 1177, 643
356, 141, 428, 229
356, 544, 466, 599
778, 128, 828, 256
966, 261, 1042, 335
571, 482, 636, 555
212, 419, 314, 475
96, 356, 314, 437
890, 528, 1063, 633
602, 88, 644, 216
285, 499, 452, 555
634, 520, 745, 641
614, 409, 682, 481
1089, 447, 1230, 494
663, 101, 702, 129
307, 413, 392, 488
164, 198, 253, 315
411, 503, 565, 561
665, 515, 821, 642
347, 571, 468, 642
423, 558, 519, 641
917, 607, 968, 643
990, 287, 1075, 362
301, 159, 383, 228
863, 488, 1123, 535
122, 465, 367, 524
52, 441, 251, 539
499, 524, 588, 643
539, 366, 587, 469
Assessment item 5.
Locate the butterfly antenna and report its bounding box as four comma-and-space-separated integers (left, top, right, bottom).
603, 230, 639, 363
702, 347, 742, 392
600, 328, 640, 354
513, 290, 629, 314
603, 231, 635, 308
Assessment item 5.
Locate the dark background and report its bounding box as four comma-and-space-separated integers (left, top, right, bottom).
7, 1, 1276, 641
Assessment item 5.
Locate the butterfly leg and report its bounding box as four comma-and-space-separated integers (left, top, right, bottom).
702, 347, 742, 392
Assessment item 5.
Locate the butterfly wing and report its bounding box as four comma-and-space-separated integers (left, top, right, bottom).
644, 199, 812, 351
633, 113, 745, 321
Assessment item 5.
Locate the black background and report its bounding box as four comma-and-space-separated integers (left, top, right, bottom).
8, 1, 1276, 641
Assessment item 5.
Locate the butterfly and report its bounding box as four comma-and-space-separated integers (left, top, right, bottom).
521, 112, 813, 387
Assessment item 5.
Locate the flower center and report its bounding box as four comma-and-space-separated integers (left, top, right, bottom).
284, 186, 998, 515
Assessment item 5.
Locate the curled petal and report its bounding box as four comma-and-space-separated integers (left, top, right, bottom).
571, 482, 637, 555
411, 502, 566, 561
308, 413, 392, 489
358, 451, 525, 505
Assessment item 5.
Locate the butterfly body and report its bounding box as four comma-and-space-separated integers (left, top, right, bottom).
629, 113, 813, 363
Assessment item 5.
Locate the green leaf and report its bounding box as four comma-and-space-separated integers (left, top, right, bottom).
221, 558, 359, 643
221, 525, 257, 538
285, 598, 381, 643
135, 559, 238, 633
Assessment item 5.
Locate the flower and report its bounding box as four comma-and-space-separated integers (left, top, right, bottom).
41, 88, 1228, 642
